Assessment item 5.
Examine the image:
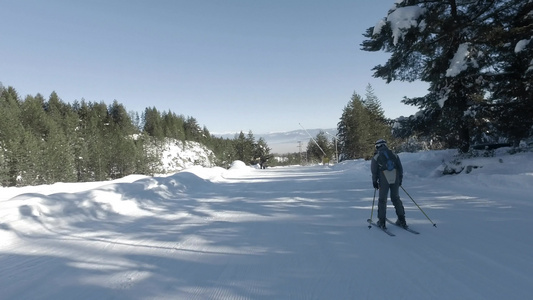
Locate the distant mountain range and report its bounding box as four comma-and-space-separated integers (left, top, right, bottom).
216, 128, 337, 154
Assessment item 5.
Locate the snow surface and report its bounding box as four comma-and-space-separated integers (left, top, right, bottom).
1, 149, 533, 299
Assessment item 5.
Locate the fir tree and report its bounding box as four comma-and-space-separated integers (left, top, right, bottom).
362, 0, 532, 151
337, 93, 372, 160
306, 131, 333, 164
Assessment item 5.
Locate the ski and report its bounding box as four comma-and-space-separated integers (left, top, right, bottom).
386, 218, 420, 234
367, 219, 395, 236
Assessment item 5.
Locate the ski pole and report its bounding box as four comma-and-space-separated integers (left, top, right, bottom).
368, 188, 376, 229
401, 186, 437, 227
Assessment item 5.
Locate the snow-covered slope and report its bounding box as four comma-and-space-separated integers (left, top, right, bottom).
0, 149, 532, 299
153, 139, 216, 174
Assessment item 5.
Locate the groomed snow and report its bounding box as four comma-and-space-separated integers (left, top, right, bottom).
1, 149, 532, 299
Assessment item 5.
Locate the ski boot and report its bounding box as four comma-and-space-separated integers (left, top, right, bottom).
395, 215, 408, 228
377, 218, 387, 229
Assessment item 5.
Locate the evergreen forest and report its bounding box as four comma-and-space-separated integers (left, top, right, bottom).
0, 85, 271, 187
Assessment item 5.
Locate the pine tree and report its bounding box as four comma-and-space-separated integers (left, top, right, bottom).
337, 93, 373, 160
162, 110, 185, 140
363, 84, 392, 147
254, 137, 271, 168
306, 131, 332, 164
482, 1, 533, 145
184, 116, 202, 142
44, 92, 77, 182
86, 101, 112, 181
232, 131, 257, 164
72, 99, 92, 182
363, 84, 386, 122
361, 0, 532, 151
210, 137, 236, 168
234, 131, 248, 163
0, 86, 24, 186
143, 107, 164, 140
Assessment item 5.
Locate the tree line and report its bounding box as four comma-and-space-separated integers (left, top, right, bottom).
0, 84, 271, 187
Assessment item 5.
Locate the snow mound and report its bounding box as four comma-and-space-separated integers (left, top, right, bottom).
229, 160, 248, 170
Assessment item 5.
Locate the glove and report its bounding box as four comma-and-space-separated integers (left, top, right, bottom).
373, 181, 379, 189
399, 177, 403, 186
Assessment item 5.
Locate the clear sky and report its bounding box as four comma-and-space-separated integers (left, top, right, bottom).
1, 0, 428, 134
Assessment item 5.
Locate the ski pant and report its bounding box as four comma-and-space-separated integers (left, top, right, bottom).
377, 178, 405, 220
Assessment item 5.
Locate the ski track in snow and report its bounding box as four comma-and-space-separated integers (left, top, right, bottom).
1, 151, 532, 299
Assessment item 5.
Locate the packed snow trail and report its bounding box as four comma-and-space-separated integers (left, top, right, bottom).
1, 151, 532, 299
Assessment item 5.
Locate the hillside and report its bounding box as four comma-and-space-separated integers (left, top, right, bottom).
217, 128, 337, 154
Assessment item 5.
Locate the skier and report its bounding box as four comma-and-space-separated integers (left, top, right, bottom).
371, 139, 407, 229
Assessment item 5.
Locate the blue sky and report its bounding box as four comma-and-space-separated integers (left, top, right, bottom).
1, 0, 428, 134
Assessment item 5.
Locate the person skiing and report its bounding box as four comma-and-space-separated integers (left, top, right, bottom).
371, 139, 407, 229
